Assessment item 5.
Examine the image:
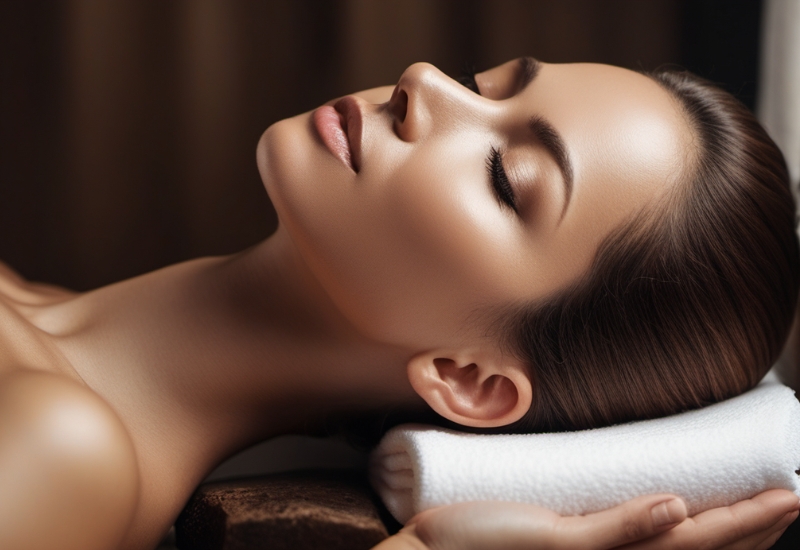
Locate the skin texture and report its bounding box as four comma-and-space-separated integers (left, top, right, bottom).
260, 59, 691, 428
264, 60, 687, 328
0, 371, 139, 550
0, 59, 796, 549
373, 491, 800, 550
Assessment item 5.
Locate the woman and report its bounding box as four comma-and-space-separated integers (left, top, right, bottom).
0, 58, 798, 550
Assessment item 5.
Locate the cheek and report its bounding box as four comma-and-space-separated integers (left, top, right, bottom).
386, 150, 520, 293
323, 141, 522, 346
265, 119, 523, 347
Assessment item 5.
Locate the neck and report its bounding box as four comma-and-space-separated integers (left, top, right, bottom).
34, 227, 423, 474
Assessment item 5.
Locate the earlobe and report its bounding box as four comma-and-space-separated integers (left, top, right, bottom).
406, 350, 533, 429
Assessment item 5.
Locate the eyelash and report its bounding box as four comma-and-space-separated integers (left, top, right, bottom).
457, 67, 518, 213
487, 148, 518, 212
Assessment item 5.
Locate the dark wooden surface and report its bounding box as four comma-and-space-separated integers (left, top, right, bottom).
175, 470, 390, 550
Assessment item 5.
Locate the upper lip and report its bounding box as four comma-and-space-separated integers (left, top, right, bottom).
333, 96, 363, 172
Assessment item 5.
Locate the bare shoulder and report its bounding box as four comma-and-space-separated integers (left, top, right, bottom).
0, 370, 140, 550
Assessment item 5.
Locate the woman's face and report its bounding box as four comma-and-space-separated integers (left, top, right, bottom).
256, 58, 690, 349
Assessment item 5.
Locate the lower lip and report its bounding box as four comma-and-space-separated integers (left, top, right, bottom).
313, 106, 353, 171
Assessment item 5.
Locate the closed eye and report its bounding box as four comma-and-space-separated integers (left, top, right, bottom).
457, 69, 518, 214
487, 147, 517, 213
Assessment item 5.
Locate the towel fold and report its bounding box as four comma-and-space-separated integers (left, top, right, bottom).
369, 380, 800, 524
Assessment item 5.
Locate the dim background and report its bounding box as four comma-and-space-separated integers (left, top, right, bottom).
1, 0, 763, 290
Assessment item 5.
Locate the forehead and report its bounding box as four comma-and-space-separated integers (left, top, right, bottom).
533, 62, 690, 200
514, 62, 691, 298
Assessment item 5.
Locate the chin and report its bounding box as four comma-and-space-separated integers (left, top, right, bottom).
256, 113, 316, 225
256, 110, 354, 267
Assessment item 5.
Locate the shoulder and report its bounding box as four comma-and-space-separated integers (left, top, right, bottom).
0, 370, 140, 550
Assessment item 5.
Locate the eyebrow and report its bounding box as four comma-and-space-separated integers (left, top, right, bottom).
517, 57, 574, 222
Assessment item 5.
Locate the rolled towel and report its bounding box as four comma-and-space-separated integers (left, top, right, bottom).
369, 379, 800, 524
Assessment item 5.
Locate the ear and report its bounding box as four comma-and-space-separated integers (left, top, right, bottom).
406, 349, 533, 428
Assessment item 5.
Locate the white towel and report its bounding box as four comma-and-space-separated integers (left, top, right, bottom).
369, 379, 800, 524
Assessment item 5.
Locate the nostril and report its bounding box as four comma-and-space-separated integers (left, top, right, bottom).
390, 88, 408, 123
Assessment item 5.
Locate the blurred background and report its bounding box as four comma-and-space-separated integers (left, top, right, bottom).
1, 0, 765, 291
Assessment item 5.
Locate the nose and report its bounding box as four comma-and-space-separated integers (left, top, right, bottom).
388, 62, 477, 142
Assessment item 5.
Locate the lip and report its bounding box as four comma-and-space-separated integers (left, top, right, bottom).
312, 96, 363, 172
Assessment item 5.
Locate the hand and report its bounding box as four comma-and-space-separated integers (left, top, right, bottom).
392, 489, 798, 550
621, 489, 800, 550
396, 494, 688, 550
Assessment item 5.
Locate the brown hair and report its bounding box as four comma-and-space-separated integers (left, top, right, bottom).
502, 69, 800, 433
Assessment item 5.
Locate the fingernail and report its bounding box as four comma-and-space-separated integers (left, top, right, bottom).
651, 498, 687, 527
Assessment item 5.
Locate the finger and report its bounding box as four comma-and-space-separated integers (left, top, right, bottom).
755, 530, 788, 550
720, 509, 799, 550
554, 494, 687, 549
619, 514, 792, 550
749, 510, 799, 550
621, 489, 800, 550
687, 490, 799, 548
752, 524, 793, 550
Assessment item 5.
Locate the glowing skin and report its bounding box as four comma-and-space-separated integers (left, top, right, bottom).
0, 59, 795, 550
259, 59, 689, 349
